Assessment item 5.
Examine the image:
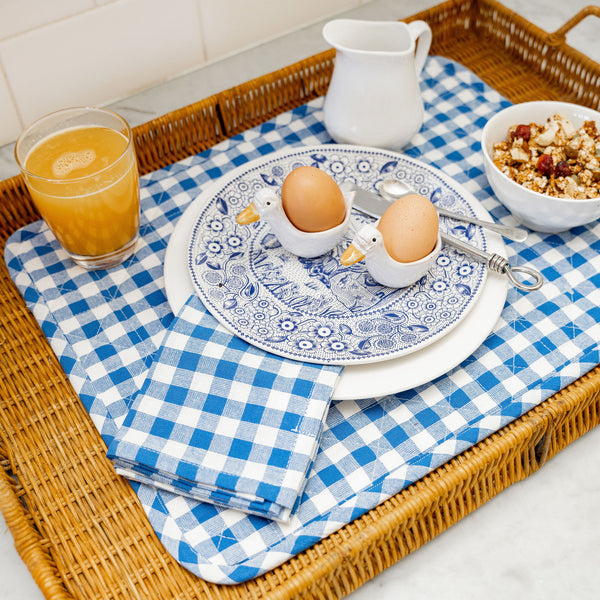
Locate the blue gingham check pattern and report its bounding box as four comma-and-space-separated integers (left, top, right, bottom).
107, 294, 341, 522
5, 57, 600, 584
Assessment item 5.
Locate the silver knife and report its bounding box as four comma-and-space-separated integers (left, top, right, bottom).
340, 181, 527, 242
341, 181, 543, 292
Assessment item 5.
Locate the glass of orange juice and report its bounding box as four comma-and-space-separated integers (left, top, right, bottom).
15, 106, 140, 270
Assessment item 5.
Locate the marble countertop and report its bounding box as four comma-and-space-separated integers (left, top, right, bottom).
1, 1, 599, 599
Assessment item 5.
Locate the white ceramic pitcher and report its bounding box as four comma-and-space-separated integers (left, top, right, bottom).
322, 19, 432, 150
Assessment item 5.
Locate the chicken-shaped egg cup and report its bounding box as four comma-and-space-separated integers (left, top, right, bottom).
236, 166, 354, 258
340, 193, 442, 288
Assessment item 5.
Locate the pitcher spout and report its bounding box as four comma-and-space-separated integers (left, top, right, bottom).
323, 19, 418, 57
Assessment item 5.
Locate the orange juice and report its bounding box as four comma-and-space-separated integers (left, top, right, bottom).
23, 125, 139, 258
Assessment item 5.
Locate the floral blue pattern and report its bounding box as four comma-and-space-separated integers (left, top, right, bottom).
187, 145, 487, 364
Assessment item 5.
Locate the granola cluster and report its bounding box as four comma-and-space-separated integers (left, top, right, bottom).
492, 114, 600, 199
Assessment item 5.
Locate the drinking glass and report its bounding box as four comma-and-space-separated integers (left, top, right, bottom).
15, 107, 140, 270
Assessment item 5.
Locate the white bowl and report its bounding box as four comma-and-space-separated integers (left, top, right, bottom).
481, 101, 600, 233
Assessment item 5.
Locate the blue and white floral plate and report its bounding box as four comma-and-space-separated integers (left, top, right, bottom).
183, 145, 491, 367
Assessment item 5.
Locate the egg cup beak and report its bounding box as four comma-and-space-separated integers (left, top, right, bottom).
236, 203, 260, 225
340, 243, 365, 266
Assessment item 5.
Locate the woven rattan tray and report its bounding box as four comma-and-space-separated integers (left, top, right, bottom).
1, 1, 600, 598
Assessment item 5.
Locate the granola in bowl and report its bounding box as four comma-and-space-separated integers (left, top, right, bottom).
492, 114, 600, 199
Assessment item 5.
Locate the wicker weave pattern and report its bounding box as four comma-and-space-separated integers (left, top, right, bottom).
1, 1, 599, 598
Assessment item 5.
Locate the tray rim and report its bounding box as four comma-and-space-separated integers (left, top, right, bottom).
1, 0, 600, 598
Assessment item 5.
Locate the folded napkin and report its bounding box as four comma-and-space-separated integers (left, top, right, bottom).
107, 294, 342, 522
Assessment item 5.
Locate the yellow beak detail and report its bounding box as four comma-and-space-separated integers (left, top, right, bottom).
236, 203, 260, 225
340, 243, 365, 266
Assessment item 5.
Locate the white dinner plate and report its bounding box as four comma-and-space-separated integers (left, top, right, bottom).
164, 145, 508, 400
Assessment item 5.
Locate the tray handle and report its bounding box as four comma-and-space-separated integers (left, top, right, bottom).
546, 5, 600, 46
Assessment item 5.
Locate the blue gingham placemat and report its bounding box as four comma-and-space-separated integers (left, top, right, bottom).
5, 56, 600, 584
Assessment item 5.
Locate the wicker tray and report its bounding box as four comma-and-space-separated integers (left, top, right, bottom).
1, 1, 600, 598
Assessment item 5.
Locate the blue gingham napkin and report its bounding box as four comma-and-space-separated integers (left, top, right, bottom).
107, 294, 341, 522
5, 56, 600, 584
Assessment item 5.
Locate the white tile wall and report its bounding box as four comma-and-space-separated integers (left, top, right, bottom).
1, 0, 205, 135
198, 0, 362, 61
0, 0, 94, 39
0, 67, 21, 144
0, 0, 364, 147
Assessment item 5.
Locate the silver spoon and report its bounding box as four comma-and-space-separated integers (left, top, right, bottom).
379, 178, 528, 243
367, 179, 543, 292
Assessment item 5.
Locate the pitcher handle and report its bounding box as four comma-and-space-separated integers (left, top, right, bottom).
407, 20, 432, 76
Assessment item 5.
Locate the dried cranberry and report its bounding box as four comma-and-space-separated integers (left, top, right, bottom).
555, 160, 571, 177
537, 153, 554, 176
511, 124, 531, 142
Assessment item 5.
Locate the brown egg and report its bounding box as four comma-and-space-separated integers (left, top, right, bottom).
281, 166, 346, 232
377, 194, 439, 263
